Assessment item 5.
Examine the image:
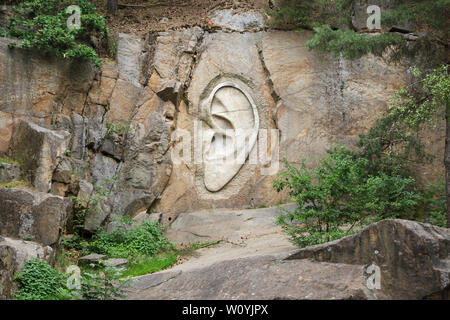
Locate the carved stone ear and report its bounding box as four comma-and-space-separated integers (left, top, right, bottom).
202, 82, 259, 192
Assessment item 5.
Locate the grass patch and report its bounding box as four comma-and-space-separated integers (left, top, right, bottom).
121, 253, 178, 278
119, 241, 221, 278
178, 240, 221, 256
0, 157, 16, 165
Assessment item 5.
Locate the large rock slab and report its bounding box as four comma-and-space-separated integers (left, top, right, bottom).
125, 253, 369, 300
166, 204, 297, 245
287, 219, 450, 299
125, 218, 449, 300
0, 188, 72, 246
9, 120, 70, 192
116, 33, 145, 87
0, 236, 54, 300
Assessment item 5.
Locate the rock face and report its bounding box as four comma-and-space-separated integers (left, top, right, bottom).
0, 20, 445, 227
9, 121, 70, 192
0, 162, 21, 183
287, 219, 450, 299
0, 236, 54, 300
209, 9, 266, 32
0, 188, 72, 246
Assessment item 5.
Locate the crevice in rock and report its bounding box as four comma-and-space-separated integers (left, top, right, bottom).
256, 41, 281, 104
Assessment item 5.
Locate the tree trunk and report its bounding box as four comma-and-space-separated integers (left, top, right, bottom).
445, 103, 450, 228
107, 0, 118, 15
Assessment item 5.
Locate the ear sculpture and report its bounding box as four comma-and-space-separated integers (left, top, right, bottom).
201, 82, 259, 192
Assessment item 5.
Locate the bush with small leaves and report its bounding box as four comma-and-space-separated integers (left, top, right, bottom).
6, 0, 108, 66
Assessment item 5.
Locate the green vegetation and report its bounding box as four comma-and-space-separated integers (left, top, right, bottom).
106, 121, 131, 135
88, 220, 175, 259
13, 258, 70, 300
121, 253, 178, 278
269, 1, 449, 245
275, 66, 449, 247
306, 25, 403, 60
14, 258, 132, 300
5, 0, 108, 66
269, 0, 449, 62
77, 265, 131, 300
0, 157, 16, 164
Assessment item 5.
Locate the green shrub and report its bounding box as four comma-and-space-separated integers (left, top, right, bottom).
274, 146, 423, 248
6, 0, 108, 66
89, 220, 175, 259
416, 182, 447, 228
13, 259, 68, 300
80, 266, 131, 300
306, 25, 403, 60
14, 258, 131, 300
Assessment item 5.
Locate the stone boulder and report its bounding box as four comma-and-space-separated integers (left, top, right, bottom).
125, 253, 368, 300
9, 120, 71, 193
287, 219, 450, 299
0, 236, 54, 299
0, 162, 21, 183
0, 188, 72, 247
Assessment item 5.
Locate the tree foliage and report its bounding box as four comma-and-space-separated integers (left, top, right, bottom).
5, 0, 108, 66
269, 0, 449, 62
274, 66, 449, 247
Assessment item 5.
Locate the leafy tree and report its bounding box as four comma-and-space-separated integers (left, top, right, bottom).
270, 0, 450, 227
5, 0, 108, 66
274, 146, 425, 247
388, 65, 450, 227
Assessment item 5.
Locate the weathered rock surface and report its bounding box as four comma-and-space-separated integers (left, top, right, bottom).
0, 24, 446, 238
0, 188, 72, 246
104, 258, 128, 268
209, 9, 266, 32
0, 37, 95, 154
0, 162, 21, 183
0, 236, 54, 299
287, 219, 450, 299
9, 120, 71, 192
116, 33, 145, 88
79, 253, 107, 265
166, 204, 297, 245
125, 253, 369, 300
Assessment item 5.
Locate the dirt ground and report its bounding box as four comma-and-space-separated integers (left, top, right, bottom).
91, 0, 274, 35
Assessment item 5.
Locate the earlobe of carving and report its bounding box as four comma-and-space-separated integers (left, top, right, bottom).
202, 82, 259, 192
